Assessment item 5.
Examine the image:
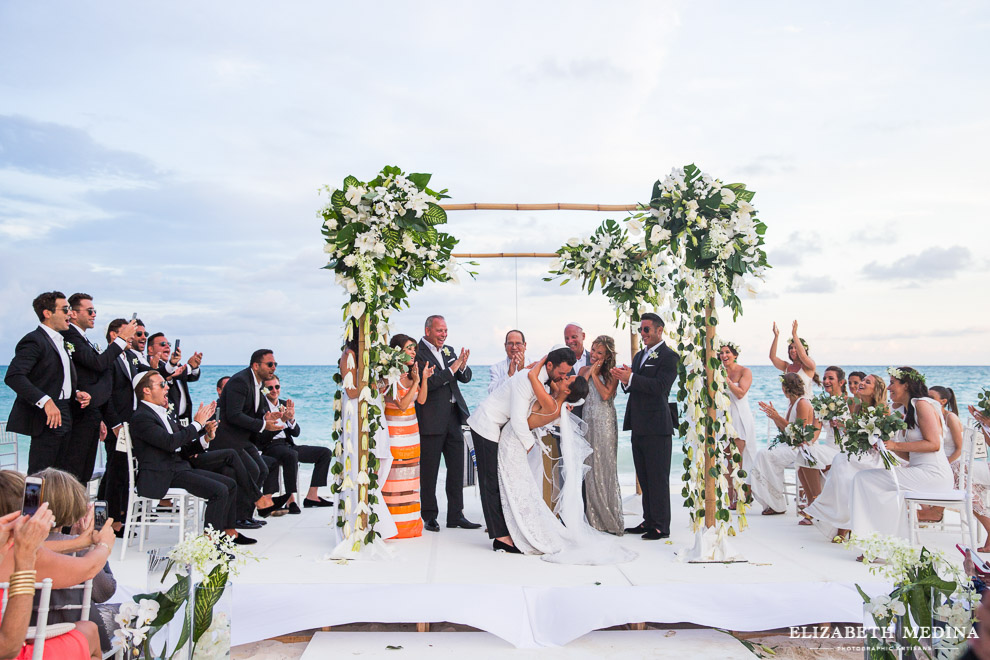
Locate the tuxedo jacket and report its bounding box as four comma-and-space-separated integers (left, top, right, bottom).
255, 398, 301, 450
621, 342, 678, 436
415, 339, 472, 435
213, 367, 264, 451
4, 327, 78, 436
61, 325, 125, 409
129, 402, 205, 499
104, 350, 138, 429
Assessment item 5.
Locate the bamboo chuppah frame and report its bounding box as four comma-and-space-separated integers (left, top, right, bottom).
444, 202, 723, 530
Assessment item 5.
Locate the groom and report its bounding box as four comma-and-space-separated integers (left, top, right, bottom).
467, 348, 580, 553
612, 313, 678, 540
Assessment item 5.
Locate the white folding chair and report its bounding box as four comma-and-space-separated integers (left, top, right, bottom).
904, 428, 978, 548
0, 421, 20, 471
118, 423, 204, 560
0, 578, 76, 660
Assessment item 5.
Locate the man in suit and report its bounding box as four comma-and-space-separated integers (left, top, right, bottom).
129, 371, 255, 545
126, 319, 154, 371
256, 375, 333, 514
415, 315, 480, 532
147, 332, 203, 427
5, 291, 92, 473
60, 293, 138, 482
612, 312, 678, 540
468, 347, 579, 553
211, 349, 283, 525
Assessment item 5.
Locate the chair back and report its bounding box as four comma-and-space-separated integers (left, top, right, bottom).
964, 427, 979, 548
122, 422, 138, 494
0, 421, 19, 471
0, 578, 57, 660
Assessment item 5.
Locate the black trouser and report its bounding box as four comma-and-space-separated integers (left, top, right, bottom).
27, 400, 73, 475
97, 434, 129, 522
190, 449, 263, 521
55, 403, 102, 482
471, 429, 508, 539
262, 442, 332, 495
420, 412, 465, 523
169, 469, 236, 532
631, 433, 672, 534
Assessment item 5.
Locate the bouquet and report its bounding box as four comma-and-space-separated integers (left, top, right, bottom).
842, 405, 906, 470
976, 387, 990, 420
769, 422, 818, 466
810, 392, 849, 444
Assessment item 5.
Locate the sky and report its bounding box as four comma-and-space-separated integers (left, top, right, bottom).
1, 1, 988, 367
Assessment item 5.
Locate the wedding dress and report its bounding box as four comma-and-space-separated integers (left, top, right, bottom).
848, 398, 953, 539
497, 403, 635, 565
750, 401, 800, 513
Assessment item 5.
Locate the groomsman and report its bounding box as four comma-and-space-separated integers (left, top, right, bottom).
147, 332, 202, 426
563, 323, 591, 418
126, 319, 156, 373
488, 330, 527, 394
415, 315, 480, 532
5, 292, 88, 474
61, 293, 138, 482
612, 313, 678, 540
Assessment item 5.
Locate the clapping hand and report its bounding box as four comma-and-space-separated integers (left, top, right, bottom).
283, 399, 295, 425
758, 401, 778, 419
264, 410, 283, 431
188, 352, 203, 369
0, 511, 21, 552
610, 364, 632, 385
193, 401, 216, 426
203, 420, 218, 441
772, 322, 779, 338
422, 362, 435, 381
453, 348, 470, 372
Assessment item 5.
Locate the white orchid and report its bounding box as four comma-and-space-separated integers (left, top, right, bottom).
344, 185, 367, 206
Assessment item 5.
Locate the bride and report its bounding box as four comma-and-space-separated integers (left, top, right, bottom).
497, 358, 636, 565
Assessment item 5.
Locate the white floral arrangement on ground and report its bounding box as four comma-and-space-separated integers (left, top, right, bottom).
810, 392, 849, 444
321, 165, 470, 550
849, 533, 977, 656
842, 405, 906, 470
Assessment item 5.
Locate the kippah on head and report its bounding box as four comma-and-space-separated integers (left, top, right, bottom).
564, 322, 583, 331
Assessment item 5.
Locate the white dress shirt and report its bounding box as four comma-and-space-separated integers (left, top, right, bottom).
422, 337, 458, 402
36, 323, 73, 407
264, 397, 297, 440
141, 400, 205, 446
629, 342, 664, 388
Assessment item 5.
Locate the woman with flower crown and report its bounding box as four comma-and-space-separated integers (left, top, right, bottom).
752, 372, 820, 516
847, 367, 952, 542
769, 320, 820, 399
805, 373, 888, 541
719, 342, 755, 509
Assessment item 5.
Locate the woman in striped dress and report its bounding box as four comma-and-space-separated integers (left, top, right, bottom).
382, 334, 434, 539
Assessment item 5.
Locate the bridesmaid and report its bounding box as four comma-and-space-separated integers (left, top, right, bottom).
917, 386, 965, 523
968, 406, 990, 551
719, 342, 754, 509
769, 320, 820, 399
579, 335, 623, 535
381, 334, 434, 539
847, 371, 866, 397
792, 366, 847, 514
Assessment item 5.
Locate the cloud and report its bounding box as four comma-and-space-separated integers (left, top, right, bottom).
736, 154, 796, 177
861, 246, 971, 281
787, 275, 837, 294
767, 231, 821, 267
516, 57, 631, 83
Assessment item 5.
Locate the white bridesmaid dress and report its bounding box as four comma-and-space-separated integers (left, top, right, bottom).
848, 398, 953, 539
751, 401, 802, 514
728, 380, 757, 473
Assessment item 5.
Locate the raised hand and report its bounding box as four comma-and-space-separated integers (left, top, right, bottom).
188, 352, 203, 369
772, 322, 779, 338
170, 346, 183, 365
611, 365, 632, 385
117, 320, 138, 343
791, 320, 799, 339
193, 402, 214, 426
283, 399, 295, 424
13, 503, 55, 565
411, 363, 421, 384
422, 362, 435, 381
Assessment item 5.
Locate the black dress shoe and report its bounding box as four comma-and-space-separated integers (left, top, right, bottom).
232, 533, 257, 545
624, 522, 647, 534
303, 496, 333, 508
641, 529, 669, 540
114, 527, 125, 539
424, 519, 440, 532
493, 539, 522, 554
235, 519, 263, 530
446, 516, 481, 529
271, 493, 291, 509
256, 505, 277, 518
251, 517, 267, 526
287, 502, 302, 515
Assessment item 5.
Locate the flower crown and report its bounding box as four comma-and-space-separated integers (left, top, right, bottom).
787, 337, 809, 352
722, 341, 741, 356
887, 366, 926, 385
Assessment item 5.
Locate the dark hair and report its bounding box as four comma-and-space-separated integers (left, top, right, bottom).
133, 318, 144, 327
640, 312, 664, 328
343, 318, 358, 354
425, 314, 444, 330
547, 347, 578, 370
892, 367, 929, 429
68, 292, 92, 309
106, 318, 126, 343
134, 371, 159, 399
250, 349, 273, 366
505, 329, 526, 344
216, 376, 230, 390
389, 334, 415, 350
781, 372, 805, 398
722, 344, 739, 358
32, 291, 65, 321
929, 385, 959, 416
848, 371, 866, 381
825, 366, 847, 395
147, 332, 165, 348
566, 376, 589, 404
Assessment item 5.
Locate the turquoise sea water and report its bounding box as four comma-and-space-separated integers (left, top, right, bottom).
2, 365, 988, 478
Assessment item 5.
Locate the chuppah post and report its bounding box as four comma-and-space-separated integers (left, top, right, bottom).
703, 296, 717, 528
357, 313, 370, 533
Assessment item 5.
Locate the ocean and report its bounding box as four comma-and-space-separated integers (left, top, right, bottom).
2, 364, 987, 480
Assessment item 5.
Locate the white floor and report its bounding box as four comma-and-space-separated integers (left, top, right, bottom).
107, 479, 970, 649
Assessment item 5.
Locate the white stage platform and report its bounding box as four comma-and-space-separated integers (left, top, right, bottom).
107, 482, 967, 649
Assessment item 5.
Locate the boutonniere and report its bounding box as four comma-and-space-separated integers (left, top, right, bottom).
167, 403, 175, 414
131, 357, 139, 366
261, 387, 271, 396
442, 347, 452, 358
64, 341, 75, 356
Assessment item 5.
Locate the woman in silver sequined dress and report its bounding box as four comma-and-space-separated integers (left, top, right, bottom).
579, 335, 624, 535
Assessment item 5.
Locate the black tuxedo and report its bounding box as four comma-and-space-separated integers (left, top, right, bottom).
129, 402, 236, 531
4, 326, 77, 473
256, 398, 331, 496
178, 440, 263, 521
211, 367, 269, 503
415, 339, 472, 522
157, 362, 201, 426
622, 341, 678, 534
98, 352, 139, 521
61, 326, 123, 408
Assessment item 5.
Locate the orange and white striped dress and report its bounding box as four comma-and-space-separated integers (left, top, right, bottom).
383, 382, 423, 538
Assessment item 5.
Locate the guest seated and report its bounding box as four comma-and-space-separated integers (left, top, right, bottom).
128, 371, 256, 545
0, 472, 107, 659
256, 376, 332, 514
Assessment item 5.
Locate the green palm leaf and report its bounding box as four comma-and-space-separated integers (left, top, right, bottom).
424, 203, 447, 226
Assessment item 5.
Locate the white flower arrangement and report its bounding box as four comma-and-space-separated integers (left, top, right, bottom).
64, 341, 75, 356
167, 526, 254, 578
810, 392, 849, 444
112, 598, 160, 650
887, 366, 927, 385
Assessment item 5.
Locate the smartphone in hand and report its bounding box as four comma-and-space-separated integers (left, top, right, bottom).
22, 477, 44, 516
93, 500, 108, 528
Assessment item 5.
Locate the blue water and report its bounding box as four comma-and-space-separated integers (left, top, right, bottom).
2, 365, 988, 478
